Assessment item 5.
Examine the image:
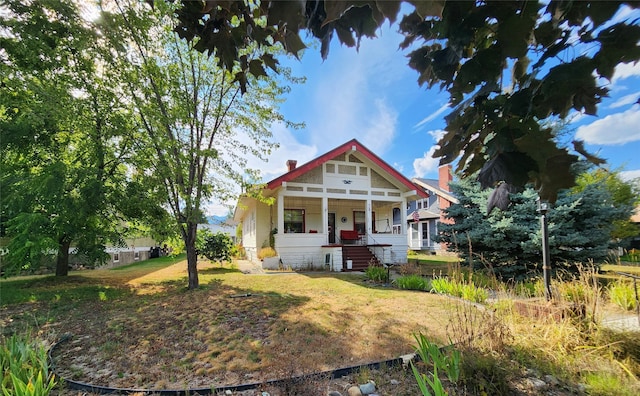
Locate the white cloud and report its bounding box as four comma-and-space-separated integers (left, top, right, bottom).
413, 146, 439, 178
574, 107, 640, 145
610, 92, 640, 109
428, 129, 446, 142
360, 99, 398, 153
620, 169, 640, 182
612, 61, 640, 84
253, 121, 318, 181
297, 23, 411, 156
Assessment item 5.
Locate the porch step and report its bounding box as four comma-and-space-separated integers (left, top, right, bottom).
342, 245, 380, 271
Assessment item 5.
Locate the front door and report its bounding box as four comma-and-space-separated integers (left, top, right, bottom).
328, 213, 336, 244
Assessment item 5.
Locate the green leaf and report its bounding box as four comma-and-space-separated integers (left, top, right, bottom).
478, 152, 537, 190
498, 12, 536, 59
407, 0, 445, 19
267, 1, 305, 29
248, 59, 267, 78
260, 53, 279, 73
572, 140, 606, 166
594, 22, 640, 80
374, 0, 402, 24
283, 30, 307, 57
335, 24, 357, 48
323, 1, 353, 26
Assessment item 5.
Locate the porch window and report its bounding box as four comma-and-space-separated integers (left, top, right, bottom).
284, 209, 305, 233
353, 211, 375, 234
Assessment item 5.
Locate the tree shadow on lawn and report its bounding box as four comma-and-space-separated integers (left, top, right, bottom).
43, 274, 449, 391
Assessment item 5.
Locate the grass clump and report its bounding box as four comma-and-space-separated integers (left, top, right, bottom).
364, 264, 388, 283
0, 334, 57, 396
394, 274, 430, 291
258, 247, 277, 260
608, 281, 638, 311
431, 277, 488, 303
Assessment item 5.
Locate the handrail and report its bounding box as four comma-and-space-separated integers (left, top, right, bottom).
615, 271, 640, 325
365, 232, 389, 264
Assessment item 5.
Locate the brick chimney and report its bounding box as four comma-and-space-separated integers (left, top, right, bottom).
286, 160, 297, 172
438, 164, 453, 192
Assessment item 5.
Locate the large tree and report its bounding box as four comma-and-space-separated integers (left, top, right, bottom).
101, 0, 298, 289
0, 0, 139, 276
435, 172, 636, 280
173, 0, 640, 201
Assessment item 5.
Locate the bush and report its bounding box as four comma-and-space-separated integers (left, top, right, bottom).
199, 231, 233, 263
0, 334, 57, 396
395, 275, 430, 291
608, 281, 637, 311
258, 247, 277, 260
365, 265, 388, 283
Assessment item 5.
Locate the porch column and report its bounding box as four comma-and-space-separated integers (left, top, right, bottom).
401, 197, 407, 234
322, 196, 328, 244
277, 189, 284, 235
366, 199, 372, 235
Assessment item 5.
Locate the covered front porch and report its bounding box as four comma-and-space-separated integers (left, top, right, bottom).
271, 195, 411, 270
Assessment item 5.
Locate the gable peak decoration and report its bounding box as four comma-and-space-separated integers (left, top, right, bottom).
266, 139, 428, 199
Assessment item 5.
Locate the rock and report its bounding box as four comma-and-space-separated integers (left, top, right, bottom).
224, 391, 232, 396
359, 380, 376, 395
389, 379, 400, 385
527, 377, 547, 389
347, 386, 362, 396
261, 392, 271, 396
543, 374, 559, 386
328, 392, 343, 396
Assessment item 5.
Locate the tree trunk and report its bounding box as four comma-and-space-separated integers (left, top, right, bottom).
184, 221, 199, 289
56, 239, 71, 276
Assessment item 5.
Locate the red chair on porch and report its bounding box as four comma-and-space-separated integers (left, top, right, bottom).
340, 230, 361, 244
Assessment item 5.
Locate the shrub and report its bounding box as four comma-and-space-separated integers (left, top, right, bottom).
199, 231, 234, 263
0, 334, 57, 396
258, 247, 277, 260
395, 275, 430, 291
608, 281, 637, 311
365, 265, 388, 283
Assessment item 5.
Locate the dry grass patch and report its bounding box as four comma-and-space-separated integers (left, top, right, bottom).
3, 258, 468, 391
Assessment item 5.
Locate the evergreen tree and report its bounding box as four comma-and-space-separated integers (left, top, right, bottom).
436, 172, 634, 280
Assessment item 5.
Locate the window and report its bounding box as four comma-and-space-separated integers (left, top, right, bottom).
353, 211, 375, 234
417, 200, 423, 209
284, 209, 305, 233
113, 253, 119, 262
134, 251, 140, 261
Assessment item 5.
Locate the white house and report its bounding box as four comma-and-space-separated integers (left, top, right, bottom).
233, 139, 429, 271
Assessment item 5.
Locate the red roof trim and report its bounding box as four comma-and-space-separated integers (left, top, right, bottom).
266, 139, 429, 198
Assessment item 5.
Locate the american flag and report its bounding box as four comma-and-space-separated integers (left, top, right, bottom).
412, 210, 420, 222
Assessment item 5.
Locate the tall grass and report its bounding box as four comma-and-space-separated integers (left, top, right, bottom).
608, 281, 638, 311
0, 334, 57, 396
431, 277, 488, 303
394, 275, 430, 291
364, 265, 388, 283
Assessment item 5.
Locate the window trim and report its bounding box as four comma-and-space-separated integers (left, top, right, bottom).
284, 208, 305, 233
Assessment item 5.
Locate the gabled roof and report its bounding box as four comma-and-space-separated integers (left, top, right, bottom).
412, 177, 459, 204
266, 139, 429, 198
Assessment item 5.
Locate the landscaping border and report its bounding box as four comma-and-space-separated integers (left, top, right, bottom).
49, 334, 413, 395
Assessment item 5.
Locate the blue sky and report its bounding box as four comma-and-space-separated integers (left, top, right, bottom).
211, 5, 640, 216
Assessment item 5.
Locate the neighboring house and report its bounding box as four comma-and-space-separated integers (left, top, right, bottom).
630, 205, 640, 249
407, 164, 459, 253
233, 139, 429, 271
200, 217, 238, 244
103, 236, 156, 268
